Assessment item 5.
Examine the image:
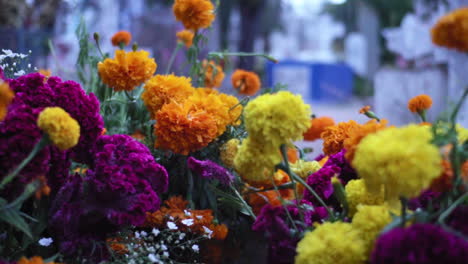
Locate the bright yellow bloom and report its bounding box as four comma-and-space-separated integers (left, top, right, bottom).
177, 30, 195, 48
173, 0, 215, 31
456, 124, 468, 143
37, 107, 80, 151
234, 137, 281, 187
353, 125, 442, 201
218, 92, 242, 126
352, 205, 392, 258
0, 81, 14, 121
345, 179, 385, 217
244, 91, 311, 147
141, 74, 195, 119
295, 222, 366, 264
98, 50, 157, 92
290, 160, 321, 179
220, 138, 240, 168
203, 60, 225, 88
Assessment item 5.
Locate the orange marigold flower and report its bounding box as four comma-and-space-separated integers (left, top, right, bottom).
38, 69, 51, 77
420, 122, 432, 126
343, 119, 388, 162
165, 195, 189, 210
359, 105, 371, 114
408, 94, 433, 113
98, 49, 157, 92
231, 69, 261, 96
431, 8, 468, 52
17, 256, 57, 264
247, 190, 282, 215
321, 120, 360, 155
107, 238, 129, 255
318, 156, 329, 167
0, 80, 14, 121
173, 0, 215, 31
35, 175, 51, 199
176, 30, 195, 48
429, 160, 454, 193
303, 116, 335, 141
131, 130, 145, 141
101, 128, 107, 135
203, 60, 225, 88
462, 161, 468, 181
217, 92, 243, 126
210, 224, 229, 240
141, 74, 194, 119
154, 100, 218, 155
287, 148, 299, 163
111, 30, 132, 47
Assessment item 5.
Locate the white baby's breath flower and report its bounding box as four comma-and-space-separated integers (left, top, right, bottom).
28, 64, 31, 68
152, 228, 160, 236
38, 237, 53, 246
184, 209, 192, 216
163, 252, 169, 258
196, 215, 203, 220
167, 221, 178, 230
181, 218, 194, 226
135, 231, 140, 239
140, 231, 148, 237
148, 253, 158, 262
192, 244, 199, 252
203, 226, 213, 237
14, 70, 25, 76
179, 233, 186, 240
161, 244, 168, 251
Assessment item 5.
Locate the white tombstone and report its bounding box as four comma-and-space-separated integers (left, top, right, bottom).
345, 33, 367, 76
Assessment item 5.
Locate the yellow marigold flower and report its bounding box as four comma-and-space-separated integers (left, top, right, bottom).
352, 205, 392, 258
431, 8, 468, 52
345, 179, 385, 217
295, 222, 366, 264
0, 80, 14, 121
457, 124, 468, 143
141, 74, 195, 119
173, 0, 215, 31
176, 29, 195, 48
98, 49, 157, 92
343, 119, 389, 163
220, 138, 240, 168
17, 256, 57, 264
290, 160, 321, 179
231, 69, 262, 96
218, 92, 242, 126
303, 116, 335, 141
244, 91, 311, 147
321, 120, 360, 155
111, 30, 132, 47
154, 100, 218, 155
37, 107, 80, 151
407, 94, 433, 113
234, 137, 281, 187
353, 125, 442, 201
203, 60, 225, 88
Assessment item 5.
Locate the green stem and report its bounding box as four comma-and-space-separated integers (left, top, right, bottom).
208, 51, 278, 63
124, 90, 135, 101
230, 186, 256, 221
0, 137, 48, 190
400, 197, 408, 228
270, 174, 299, 232
244, 182, 295, 194
166, 43, 183, 74
119, 42, 125, 50
418, 110, 427, 122
280, 144, 299, 205
450, 88, 468, 123
187, 159, 195, 209
94, 38, 105, 59
438, 192, 467, 225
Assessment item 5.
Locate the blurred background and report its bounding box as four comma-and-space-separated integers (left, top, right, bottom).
0, 0, 467, 134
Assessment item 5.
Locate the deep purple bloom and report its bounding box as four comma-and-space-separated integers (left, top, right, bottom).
8, 73, 55, 109
323, 149, 357, 185
408, 189, 441, 211
303, 165, 339, 205
371, 224, 468, 264
253, 202, 328, 264
447, 205, 468, 236
187, 157, 234, 186
50, 135, 168, 260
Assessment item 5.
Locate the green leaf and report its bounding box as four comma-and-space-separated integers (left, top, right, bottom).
0, 208, 33, 238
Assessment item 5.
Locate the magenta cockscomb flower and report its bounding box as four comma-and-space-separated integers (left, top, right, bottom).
303, 165, 339, 205
187, 157, 234, 186
323, 149, 357, 185
371, 224, 468, 264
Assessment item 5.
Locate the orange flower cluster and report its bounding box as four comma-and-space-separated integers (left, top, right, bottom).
173, 0, 215, 31
321, 120, 360, 155
141, 74, 195, 119
430, 160, 468, 192
38, 69, 51, 77
408, 94, 433, 113
231, 69, 261, 96
177, 30, 195, 48
145, 196, 228, 240
303, 116, 335, 141
431, 8, 468, 52
155, 100, 218, 155
0, 81, 14, 121
111, 30, 132, 47
17, 256, 58, 264
343, 119, 389, 162
107, 237, 129, 255
203, 60, 225, 88
34, 175, 51, 199
98, 50, 157, 92
359, 106, 371, 114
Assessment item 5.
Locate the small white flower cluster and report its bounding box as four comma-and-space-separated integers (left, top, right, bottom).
109, 228, 205, 264
0, 49, 36, 78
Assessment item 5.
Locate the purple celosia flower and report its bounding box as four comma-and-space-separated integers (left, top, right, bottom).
323, 149, 357, 185
447, 205, 468, 236
47, 76, 103, 164
408, 189, 441, 211
0, 104, 50, 198
8, 73, 55, 109
47, 147, 71, 194
303, 165, 339, 205
50, 135, 168, 260
371, 224, 468, 264
253, 202, 328, 264
187, 157, 234, 186
313, 154, 326, 161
